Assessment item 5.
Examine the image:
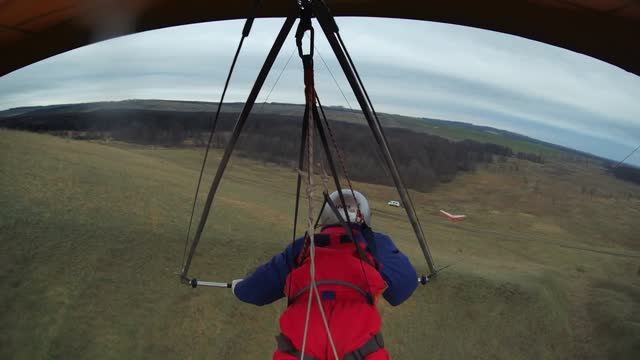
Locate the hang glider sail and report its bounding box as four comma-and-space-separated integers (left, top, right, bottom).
440, 210, 466, 222
1, 0, 639, 77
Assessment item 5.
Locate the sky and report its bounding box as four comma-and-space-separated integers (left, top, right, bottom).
1, 17, 639, 165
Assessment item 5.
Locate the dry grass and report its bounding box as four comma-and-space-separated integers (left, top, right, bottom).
1, 129, 638, 359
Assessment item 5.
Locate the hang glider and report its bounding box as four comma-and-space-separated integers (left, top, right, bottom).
440, 210, 466, 222
1, 1, 639, 77
178, 0, 439, 287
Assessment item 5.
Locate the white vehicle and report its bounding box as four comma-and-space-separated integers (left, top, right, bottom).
387, 200, 401, 207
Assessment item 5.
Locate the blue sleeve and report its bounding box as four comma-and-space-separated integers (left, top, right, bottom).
373, 232, 418, 306
233, 237, 305, 306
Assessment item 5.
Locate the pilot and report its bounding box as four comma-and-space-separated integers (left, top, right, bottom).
232, 189, 418, 359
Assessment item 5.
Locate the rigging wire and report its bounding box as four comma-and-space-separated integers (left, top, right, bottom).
297, 4, 339, 357
337, 32, 425, 224
315, 94, 374, 291
315, 46, 353, 110
181, 21, 253, 270
313, 100, 375, 300
284, 101, 310, 320
314, 46, 393, 182
335, 31, 435, 274
315, 35, 427, 279
179, 15, 297, 280
613, 143, 640, 168
317, 38, 421, 272
234, 47, 296, 151
258, 47, 297, 111
298, 86, 340, 360
315, 93, 357, 197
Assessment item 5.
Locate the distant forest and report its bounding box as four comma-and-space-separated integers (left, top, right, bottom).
4, 108, 544, 191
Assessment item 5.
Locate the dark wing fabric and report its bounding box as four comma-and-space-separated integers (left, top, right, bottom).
1, 0, 639, 77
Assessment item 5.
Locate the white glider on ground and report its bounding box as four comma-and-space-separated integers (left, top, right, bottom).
439, 210, 466, 222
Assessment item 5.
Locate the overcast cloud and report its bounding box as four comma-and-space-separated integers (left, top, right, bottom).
1, 18, 639, 164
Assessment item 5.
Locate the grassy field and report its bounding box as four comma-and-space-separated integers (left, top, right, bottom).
1, 129, 639, 359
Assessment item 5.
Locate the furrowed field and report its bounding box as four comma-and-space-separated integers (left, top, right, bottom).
1, 129, 639, 359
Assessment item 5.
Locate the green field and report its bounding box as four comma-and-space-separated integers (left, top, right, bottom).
1, 129, 639, 359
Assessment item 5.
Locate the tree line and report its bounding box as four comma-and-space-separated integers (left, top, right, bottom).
2, 108, 532, 191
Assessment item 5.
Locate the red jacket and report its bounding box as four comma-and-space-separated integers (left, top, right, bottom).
276, 226, 389, 359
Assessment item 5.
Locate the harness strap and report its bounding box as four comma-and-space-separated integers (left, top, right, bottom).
275, 333, 385, 360
343, 333, 385, 360
276, 334, 316, 360
289, 279, 370, 303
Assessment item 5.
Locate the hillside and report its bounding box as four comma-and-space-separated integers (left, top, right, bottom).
0, 100, 521, 192
0, 99, 602, 161
1, 130, 638, 359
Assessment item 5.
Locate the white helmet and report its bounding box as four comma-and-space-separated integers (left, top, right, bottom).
319, 189, 371, 226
